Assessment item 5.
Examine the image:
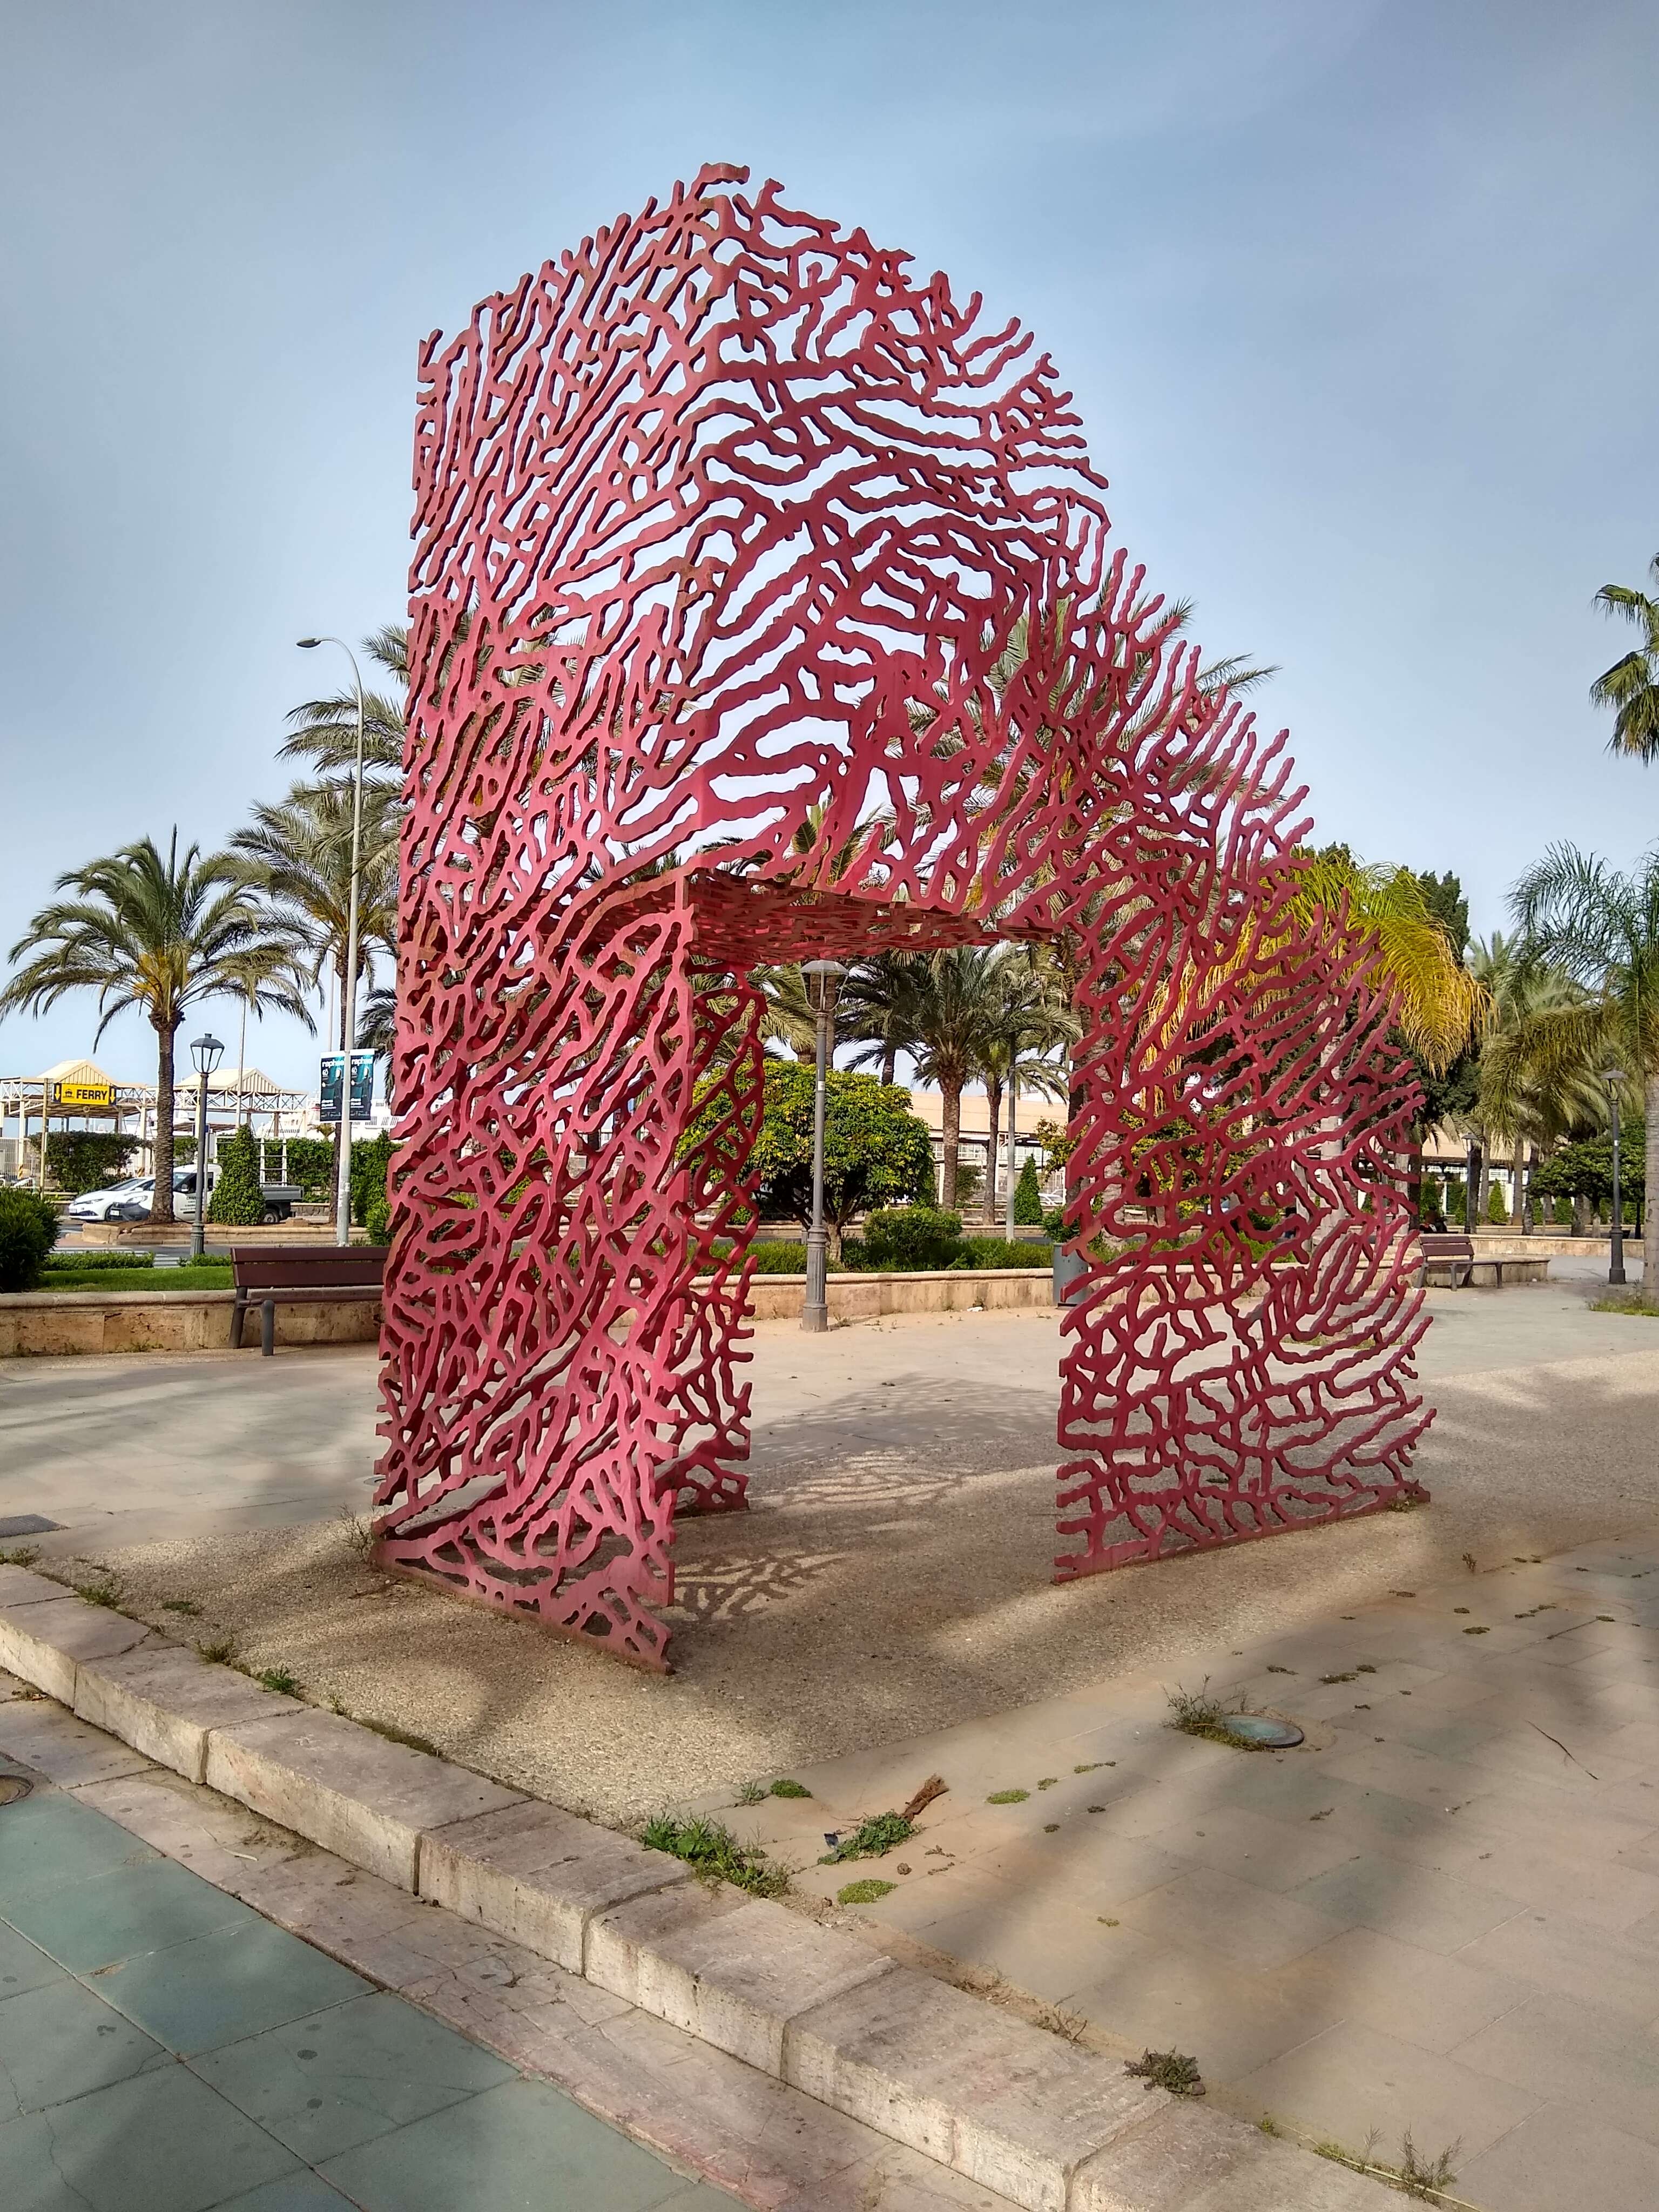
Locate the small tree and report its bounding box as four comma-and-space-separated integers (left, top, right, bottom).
1419, 1174, 1445, 1229
1486, 1181, 1509, 1225
748, 1064, 935, 1257
0, 1188, 57, 1292
44, 1132, 140, 1195
1446, 1180, 1466, 1225
349, 1130, 394, 1228
207, 1127, 265, 1226
1013, 1155, 1043, 1224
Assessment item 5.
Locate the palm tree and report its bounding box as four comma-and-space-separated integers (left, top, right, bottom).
839, 953, 925, 1086
1591, 556, 1659, 763
976, 947, 1076, 1221
1469, 933, 1597, 1231
280, 623, 409, 785
1295, 849, 1488, 1074
2, 835, 312, 1222
1511, 845, 1659, 1285
894, 946, 1010, 1208
232, 781, 400, 1048
356, 984, 399, 1108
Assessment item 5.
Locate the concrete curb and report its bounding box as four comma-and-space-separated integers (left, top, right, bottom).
0, 1564, 1397, 2212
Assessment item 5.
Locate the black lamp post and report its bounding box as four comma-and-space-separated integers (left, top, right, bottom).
799, 960, 846, 1333
1603, 1069, 1627, 1286
1465, 1134, 1481, 1238
189, 1032, 224, 1262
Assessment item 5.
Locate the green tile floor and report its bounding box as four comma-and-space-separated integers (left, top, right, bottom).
0, 1771, 739, 2211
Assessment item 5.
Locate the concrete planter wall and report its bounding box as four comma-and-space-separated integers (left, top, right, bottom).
0, 1289, 382, 1358
740, 1266, 1054, 1323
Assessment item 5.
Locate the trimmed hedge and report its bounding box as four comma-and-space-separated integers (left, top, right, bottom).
43, 1250, 155, 1271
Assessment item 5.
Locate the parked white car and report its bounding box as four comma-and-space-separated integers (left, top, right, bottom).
67, 1167, 216, 1222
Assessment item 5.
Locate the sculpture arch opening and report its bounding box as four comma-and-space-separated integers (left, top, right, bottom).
371, 166, 1431, 1671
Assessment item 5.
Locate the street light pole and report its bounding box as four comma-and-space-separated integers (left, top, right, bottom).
800, 960, 845, 1333
188, 1033, 224, 1263
298, 636, 367, 1246
1604, 1069, 1627, 1286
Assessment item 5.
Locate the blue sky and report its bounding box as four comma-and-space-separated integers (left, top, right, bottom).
3, 0, 1656, 1096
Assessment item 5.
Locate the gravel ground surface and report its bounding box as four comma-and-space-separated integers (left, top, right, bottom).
41, 1292, 1659, 1828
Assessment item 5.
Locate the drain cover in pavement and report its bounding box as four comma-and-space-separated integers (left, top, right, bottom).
0, 1516, 64, 1538
1219, 1714, 1305, 1749
0, 1776, 35, 1806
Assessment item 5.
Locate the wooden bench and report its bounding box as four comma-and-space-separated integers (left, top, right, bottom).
1419, 1232, 1474, 1287
1417, 1233, 1550, 1290
231, 1244, 387, 1355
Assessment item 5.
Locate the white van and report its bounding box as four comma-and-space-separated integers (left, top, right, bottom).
67, 1166, 217, 1223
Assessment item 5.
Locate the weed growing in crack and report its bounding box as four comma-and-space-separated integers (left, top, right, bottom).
161, 1598, 200, 1616
769, 1778, 812, 1797
74, 1577, 123, 1610
640, 1814, 791, 1898
197, 1637, 237, 1665
734, 1780, 767, 1805
837, 1878, 895, 1906
0, 1546, 41, 1568
987, 1788, 1029, 1804
1126, 2048, 1205, 2095
819, 1812, 914, 1863
257, 1668, 300, 1696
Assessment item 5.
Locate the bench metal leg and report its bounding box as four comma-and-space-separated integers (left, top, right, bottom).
230, 1298, 245, 1350
261, 1300, 276, 1358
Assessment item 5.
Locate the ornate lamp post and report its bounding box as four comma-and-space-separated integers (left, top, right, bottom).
1465, 1134, 1481, 1237
297, 636, 367, 1246
799, 960, 846, 1333
1603, 1069, 1627, 1286
188, 1032, 224, 1262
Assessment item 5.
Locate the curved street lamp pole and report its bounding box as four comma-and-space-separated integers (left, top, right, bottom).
189, 1031, 224, 1263
800, 961, 846, 1333
298, 636, 367, 1246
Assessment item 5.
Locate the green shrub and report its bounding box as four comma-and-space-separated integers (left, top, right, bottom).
1553, 1194, 1572, 1225
42, 1250, 154, 1271
1486, 1182, 1508, 1225
1013, 1156, 1043, 1225
1041, 1205, 1067, 1240
276, 1135, 336, 1201
350, 1131, 394, 1228
208, 1127, 266, 1226
0, 1189, 60, 1291
962, 1235, 1051, 1270
45, 1132, 139, 1195
863, 1205, 963, 1270
750, 1240, 808, 1273
365, 1196, 391, 1246
1446, 1181, 1466, 1225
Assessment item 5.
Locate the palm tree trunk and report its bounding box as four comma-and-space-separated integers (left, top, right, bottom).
1512, 1137, 1527, 1236
941, 1082, 961, 1209
984, 1077, 1003, 1224
880, 1043, 897, 1087
151, 1023, 177, 1224
1645, 1072, 1659, 1293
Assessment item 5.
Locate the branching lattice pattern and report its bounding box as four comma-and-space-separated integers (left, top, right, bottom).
374, 164, 1430, 1669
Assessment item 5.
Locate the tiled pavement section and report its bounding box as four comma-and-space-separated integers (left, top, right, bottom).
0, 1682, 1016, 2211
724, 1533, 1659, 2212
0, 1770, 738, 2211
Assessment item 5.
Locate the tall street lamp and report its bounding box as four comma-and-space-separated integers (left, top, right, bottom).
298, 636, 368, 1246
1603, 1068, 1627, 1286
1465, 1134, 1481, 1237
800, 960, 846, 1333
189, 1032, 224, 1263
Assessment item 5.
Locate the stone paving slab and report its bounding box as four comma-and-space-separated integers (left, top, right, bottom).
0, 1616, 1399, 2210
719, 1533, 1659, 2208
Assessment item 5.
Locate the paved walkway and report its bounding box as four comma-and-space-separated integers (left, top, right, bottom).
734, 1529, 1659, 2211
0, 1761, 736, 2209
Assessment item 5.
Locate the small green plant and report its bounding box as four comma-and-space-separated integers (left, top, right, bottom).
1125, 2048, 1205, 2096
837, 1878, 896, 1906
1591, 1287, 1659, 1316
769, 1778, 811, 1798
198, 1636, 237, 1664
257, 1667, 300, 1695
0, 1545, 42, 1568
640, 1813, 791, 1898
818, 1811, 914, 1863
1073, 1762, 1102, 1773
1311, 2128, 1461, 2203
1320, 1671, 1358, 1684
1462, 1624, 1490, 1635
735, 1780, 767, 1805
74, 1577, 123, 1610
1258, 2114, 1282, 2136
1013, 1156, 1043, 1225
987, 1788, 1029, 1804
161, 1597, 200, 1616
1036, 1776, 1059, 1790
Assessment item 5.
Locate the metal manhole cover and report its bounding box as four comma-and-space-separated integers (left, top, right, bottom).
1219, 1714, 1304, 1749
0, 1775, 35, 1806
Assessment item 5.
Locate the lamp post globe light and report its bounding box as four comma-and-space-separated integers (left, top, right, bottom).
799, 959, 846, 1333
297, 636, 368, 1247
188, 1031, 224, 1263
1602, 1069, 1627, 1286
